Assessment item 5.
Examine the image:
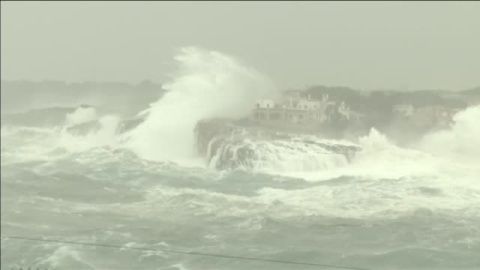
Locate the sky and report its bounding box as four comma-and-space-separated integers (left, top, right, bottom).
1, 1, 480, 91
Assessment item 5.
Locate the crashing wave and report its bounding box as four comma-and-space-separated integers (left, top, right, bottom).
195, 119, 361, 172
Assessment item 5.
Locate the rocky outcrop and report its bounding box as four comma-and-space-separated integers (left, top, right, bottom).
194, 118, 361, 171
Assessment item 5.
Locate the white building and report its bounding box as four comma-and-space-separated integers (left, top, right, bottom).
281, 91, 328, 111
251, 91, 337, 125
255, 99, 276, 109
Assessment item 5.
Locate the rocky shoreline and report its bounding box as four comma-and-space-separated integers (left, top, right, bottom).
194, 118, 361, 171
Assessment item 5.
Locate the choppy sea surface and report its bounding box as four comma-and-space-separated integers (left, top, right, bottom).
2, 48, 480, 270
2, 117, 480, 270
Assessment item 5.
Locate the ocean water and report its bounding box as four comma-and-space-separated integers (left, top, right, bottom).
2, 47, 480, 270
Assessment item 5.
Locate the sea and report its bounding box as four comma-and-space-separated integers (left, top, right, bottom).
2, 47, 480, 270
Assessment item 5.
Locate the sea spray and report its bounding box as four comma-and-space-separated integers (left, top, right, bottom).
65, 106, 98, 126
419, 105, 480, 166
124, 47, 277, 164
58, 115, 122, 153
203, 129, 357, 173
2, 75, 480, 270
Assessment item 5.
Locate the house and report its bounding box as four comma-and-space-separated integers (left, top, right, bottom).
250, 91, 333, 126
255, 99, 276, 109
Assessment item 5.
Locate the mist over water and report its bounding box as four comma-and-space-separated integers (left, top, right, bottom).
2, 47, 480, 270
125, 47, 277, 164
65, 106, 98, 126
419, 105, 480, 166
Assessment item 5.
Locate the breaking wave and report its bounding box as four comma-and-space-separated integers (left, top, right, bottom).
201, 127, 359, 174
3, 47, 479, 180
419, 105, 480, 166
2, 47, 480, 270
65, 106, 98, 126
123, 47, 277, 164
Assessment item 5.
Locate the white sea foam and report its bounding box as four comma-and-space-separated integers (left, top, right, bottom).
65, 106, 98, 126
418, 105, 480, 167
59, 115, 121, 152
3, 48, 480, 270
206, 134, 354, 174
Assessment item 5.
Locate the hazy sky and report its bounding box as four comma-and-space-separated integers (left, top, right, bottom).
2, 1, 479, 90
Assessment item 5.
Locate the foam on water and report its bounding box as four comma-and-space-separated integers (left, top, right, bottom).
2, 114, 123, 165
206, 133, 355, 174
38, 246, 87, 269
1, 126, 62, 164
60, 114, 122, 153
2, 47, 480, 270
